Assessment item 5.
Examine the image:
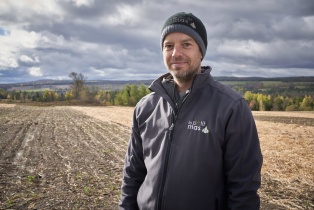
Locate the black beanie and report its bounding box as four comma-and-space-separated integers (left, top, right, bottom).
161, 12, 207, 58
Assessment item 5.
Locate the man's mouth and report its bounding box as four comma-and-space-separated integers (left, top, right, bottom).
170, 60, 186, 67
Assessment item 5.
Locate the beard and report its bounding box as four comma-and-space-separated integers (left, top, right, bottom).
168, 57, 200, 83
169, 67, 198, 83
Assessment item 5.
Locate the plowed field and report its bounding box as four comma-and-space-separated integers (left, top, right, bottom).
0, 104, 313, 209
0, 105, 129, 209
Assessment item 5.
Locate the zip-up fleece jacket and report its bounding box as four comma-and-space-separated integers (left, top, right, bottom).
119, 68, 263, 210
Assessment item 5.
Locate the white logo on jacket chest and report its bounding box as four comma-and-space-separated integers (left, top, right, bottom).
187, 120, 209, 134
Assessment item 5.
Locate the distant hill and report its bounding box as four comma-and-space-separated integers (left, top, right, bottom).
0, 79, 154, 91
1, 76, 313, 93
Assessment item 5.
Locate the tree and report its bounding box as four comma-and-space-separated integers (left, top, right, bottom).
244, 91, 259, 110
95, 90, 114, 105
7, 93, 11, 100
79, 86, 97, 103
95, 90, 106, 103
129, 84, 139, 106
59, 92, 65, 101
286, 104, 299, 111
114, 84, 150, 106
299, 95, 313, 111
42, 90, 58, 102
69, 72, 86, 99
79, 87, 89, 103
20, 91, 27, 102
65, 90, 75, 101
0, 88, 6, 99
124, 84, 131, 104
13, 91, 20, 101
106, 91, 115, 105
114, 89, 125, 105
282, 96, 293, 110
272, 96, 284, 111
139, 84, 150, 99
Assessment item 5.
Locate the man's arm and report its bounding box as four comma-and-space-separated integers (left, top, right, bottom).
119, 111, 147, 210
224, 99, 263, 209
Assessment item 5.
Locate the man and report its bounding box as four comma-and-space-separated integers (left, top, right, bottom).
119, 12, 263, 210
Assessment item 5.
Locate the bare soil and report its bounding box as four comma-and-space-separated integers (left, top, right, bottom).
0, 105, 129, 209
0, 105, 313, 209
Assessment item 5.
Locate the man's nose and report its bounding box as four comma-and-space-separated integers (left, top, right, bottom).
172, 46, 182, 57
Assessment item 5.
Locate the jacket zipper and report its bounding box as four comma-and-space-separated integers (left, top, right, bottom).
156, 91, 191, 210
156, 119, 176, 210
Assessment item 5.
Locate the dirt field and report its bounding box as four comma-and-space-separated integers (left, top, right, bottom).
0, 104, 313, 209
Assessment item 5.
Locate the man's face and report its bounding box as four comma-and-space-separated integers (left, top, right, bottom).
163, 32, 202, 83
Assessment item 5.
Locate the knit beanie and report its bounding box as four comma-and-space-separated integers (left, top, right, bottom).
161, 12, 207, 59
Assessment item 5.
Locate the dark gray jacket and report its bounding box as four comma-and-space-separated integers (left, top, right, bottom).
119, 68, 263, 210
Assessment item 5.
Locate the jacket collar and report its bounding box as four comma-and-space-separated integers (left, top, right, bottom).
149, 66, 212, 94
191, 66, 212, 91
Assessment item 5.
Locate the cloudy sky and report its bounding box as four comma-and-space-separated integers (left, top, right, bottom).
0, 0, 314, 83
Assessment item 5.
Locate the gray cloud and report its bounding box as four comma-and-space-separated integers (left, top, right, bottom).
0, 0, 313, 83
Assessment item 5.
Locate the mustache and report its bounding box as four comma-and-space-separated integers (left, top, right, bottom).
170, 57, 187, 62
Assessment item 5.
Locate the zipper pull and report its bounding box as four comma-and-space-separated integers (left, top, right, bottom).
169, 123, 174, 131
182, 89, 191, 102
168, 123, 175, 141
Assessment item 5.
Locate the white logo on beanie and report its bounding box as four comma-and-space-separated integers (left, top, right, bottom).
190, 22, 196, 29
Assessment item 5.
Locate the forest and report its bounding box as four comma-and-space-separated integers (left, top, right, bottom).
0, 73, 313, 111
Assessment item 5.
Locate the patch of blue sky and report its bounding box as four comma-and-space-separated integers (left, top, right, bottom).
0, 27, 9, 36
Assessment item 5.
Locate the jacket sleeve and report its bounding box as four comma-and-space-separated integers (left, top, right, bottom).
119, 109, 147, 210
223, 98, 263, 210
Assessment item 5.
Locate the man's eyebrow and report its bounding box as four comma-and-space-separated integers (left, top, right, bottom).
181, 38, 194, 42
163, 40, 172, 44
164, 38, 194, 43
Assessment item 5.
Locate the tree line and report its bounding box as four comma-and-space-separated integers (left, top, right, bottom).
0, 72, 313, 111
1, 88, 313, 111
244, 91, 313, 111
0, 72, 150, 106
0, 84, 150, 106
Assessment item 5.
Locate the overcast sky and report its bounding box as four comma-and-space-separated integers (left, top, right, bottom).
0, 0, 314, 83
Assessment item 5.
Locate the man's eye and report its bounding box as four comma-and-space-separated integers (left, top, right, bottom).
183, 43, 191, 47
164, 45, 173, 50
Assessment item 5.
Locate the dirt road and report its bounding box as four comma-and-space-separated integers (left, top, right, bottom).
0, 105, 313, 209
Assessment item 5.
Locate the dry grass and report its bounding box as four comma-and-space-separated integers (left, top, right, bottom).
254, 112, 314, 209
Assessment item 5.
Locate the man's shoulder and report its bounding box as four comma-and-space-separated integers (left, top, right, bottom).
207, 79, 243, 101
135, 92, 161, 110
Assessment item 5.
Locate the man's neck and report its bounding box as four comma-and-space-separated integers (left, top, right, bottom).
174, 79, 193, 93
172, 66, 203, 93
